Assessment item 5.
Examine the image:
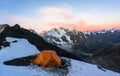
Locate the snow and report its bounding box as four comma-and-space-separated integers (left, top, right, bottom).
46, 28, 72, 43
84, 28, 117, 35
84, 31, 91, 35
67, 59, 120, 76
0, 37, 120, 76
57, 28, 66, 35
104, 28, 116, 33
44, 28, 73, 51
0, 37, 39, 61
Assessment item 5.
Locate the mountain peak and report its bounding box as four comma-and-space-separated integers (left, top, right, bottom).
42, 27, 120, 55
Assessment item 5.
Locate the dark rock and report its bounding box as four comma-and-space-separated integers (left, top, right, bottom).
0, 34, 10, 48
61, 35, 68, 42
2, 41, 10, 47
12, 24, 21, 30
4, 55, 36, 66
12, 40, 18, 43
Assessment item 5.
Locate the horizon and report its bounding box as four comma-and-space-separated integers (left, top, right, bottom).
0, 0, 120, 33
1, 23, 120, 34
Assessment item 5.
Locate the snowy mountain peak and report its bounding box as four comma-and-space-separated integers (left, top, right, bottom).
46, 27, 68, 36
103, 28, 116, 33
42, 27, 120, 55
95, 28, 117, 34
83, 28, 118, 35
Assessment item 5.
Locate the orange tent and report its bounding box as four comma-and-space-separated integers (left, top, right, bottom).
33, 50, 62, 67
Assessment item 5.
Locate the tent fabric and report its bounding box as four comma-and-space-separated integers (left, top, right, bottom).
33, 50, 62, 67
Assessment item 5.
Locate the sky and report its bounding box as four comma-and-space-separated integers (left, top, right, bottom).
0, 0, 120, 33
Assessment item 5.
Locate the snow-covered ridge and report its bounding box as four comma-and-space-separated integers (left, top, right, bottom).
0, 37, 39, 61
42, 27, 119, 45
0, 37, 120, 76
44, 27, 118, 36
43, 27, 119, 42
84, 28, 117, 35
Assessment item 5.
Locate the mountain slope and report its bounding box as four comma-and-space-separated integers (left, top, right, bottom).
0, 37, 120, 76
42, 27, 120, 55
92, 43, 120, 73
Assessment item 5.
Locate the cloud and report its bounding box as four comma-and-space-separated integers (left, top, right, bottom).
36, 5, 95, 26
37, 6, 73, 23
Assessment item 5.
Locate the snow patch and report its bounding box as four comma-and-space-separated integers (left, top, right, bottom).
67, 59, 120, 76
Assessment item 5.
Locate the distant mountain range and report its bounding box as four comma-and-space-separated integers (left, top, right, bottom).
42, 27, 120, 55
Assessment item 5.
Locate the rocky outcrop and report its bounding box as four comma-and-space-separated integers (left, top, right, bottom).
0, 24, 10, 49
